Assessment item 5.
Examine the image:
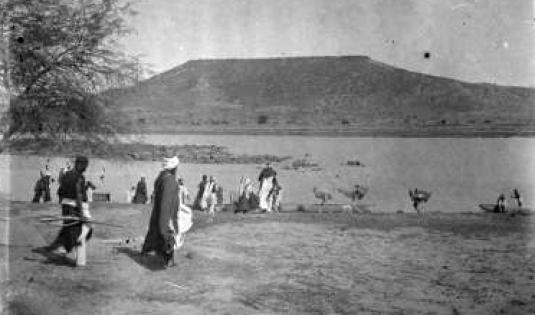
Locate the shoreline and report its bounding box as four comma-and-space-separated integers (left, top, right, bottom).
125, 126, 535, 138
3, 124, 535, 140
1, 138, 291, 163
5, 200, 532, 215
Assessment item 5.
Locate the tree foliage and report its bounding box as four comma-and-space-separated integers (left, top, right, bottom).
1, 0, 142, 140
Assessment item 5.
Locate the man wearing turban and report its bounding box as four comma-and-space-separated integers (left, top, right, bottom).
141, 156, 180, 267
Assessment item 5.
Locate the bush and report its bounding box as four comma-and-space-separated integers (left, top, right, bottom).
257, 115, 268, 124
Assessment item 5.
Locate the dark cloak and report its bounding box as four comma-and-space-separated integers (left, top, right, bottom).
141, 170, 179, 255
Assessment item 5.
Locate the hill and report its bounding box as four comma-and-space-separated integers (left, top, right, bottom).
105, 56, 535, 136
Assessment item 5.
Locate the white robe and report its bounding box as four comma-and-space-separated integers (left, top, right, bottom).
75, 203, 92, 266
201, 182, 217, 213
174, 185, 193, 250
259, 177, 273, 211
87, 187, 94, 203
174, 205, 193, 250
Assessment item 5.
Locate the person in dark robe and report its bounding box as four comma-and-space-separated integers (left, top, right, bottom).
42, 165, 52, 202
32, 174, 45, 203
511, 189, 522, 208
193, 175, 208, 210
268, 177, 283, 212
132, 176, 148, 204
235, 177, 255, 214
216, 185, 224, 205
57, 161, 71, 203
141, 156, 180, 267
32, 171, 52, 203
44, 156, 93, 266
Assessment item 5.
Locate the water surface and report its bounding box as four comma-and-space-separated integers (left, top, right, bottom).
2, 135, 534, 212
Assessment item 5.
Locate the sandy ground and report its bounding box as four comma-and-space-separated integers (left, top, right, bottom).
1, 202, 535, 314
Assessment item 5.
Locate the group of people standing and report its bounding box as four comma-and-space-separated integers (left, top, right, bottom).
37, 154, 527, 269
495, 188, 523, 213
32, 163, 53, 203
33, 160, 97, 204
235, 162, 282, 213
192, 175, 222, 214
41, 155, 195, 268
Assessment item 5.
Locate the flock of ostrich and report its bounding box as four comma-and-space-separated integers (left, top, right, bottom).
312, 185, 369, 206
288, 154, 431, 214
311, 184, 429, 214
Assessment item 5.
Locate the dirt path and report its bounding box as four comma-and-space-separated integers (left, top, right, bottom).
2, 204, 535, 314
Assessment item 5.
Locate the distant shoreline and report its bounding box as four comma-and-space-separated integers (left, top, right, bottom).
1, 138, 290, 163
3, 125, 535, 140
128, 126, 535, 138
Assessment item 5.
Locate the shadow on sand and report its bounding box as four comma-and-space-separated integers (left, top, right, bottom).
29, 247, 76, 267
114, 246, 166, 271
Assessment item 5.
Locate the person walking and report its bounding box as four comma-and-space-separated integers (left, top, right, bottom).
45, 156, 93, 267
141, 156, 180, 267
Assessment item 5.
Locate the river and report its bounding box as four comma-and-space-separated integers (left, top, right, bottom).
2, 135, 534, 212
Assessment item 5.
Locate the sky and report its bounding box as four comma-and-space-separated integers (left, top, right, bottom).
120, 0, 535, 87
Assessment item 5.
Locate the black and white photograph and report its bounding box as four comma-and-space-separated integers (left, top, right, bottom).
1, 0, 535, 314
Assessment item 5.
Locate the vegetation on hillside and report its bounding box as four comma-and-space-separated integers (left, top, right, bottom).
106, 56, 535, 134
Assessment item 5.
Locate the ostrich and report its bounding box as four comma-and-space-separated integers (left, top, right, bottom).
313, 187, 332, 213
337, 184, 369, 212
408, 188, 431, 215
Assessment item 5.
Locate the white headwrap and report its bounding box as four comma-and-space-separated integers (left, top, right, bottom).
162, 156, 179, 170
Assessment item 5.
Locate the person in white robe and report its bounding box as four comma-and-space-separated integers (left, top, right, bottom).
174, 178, 193, 250
201, 176, 218, 214
258, 163, 277, 212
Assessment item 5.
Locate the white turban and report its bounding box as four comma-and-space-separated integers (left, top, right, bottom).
162, 156, 179, 170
